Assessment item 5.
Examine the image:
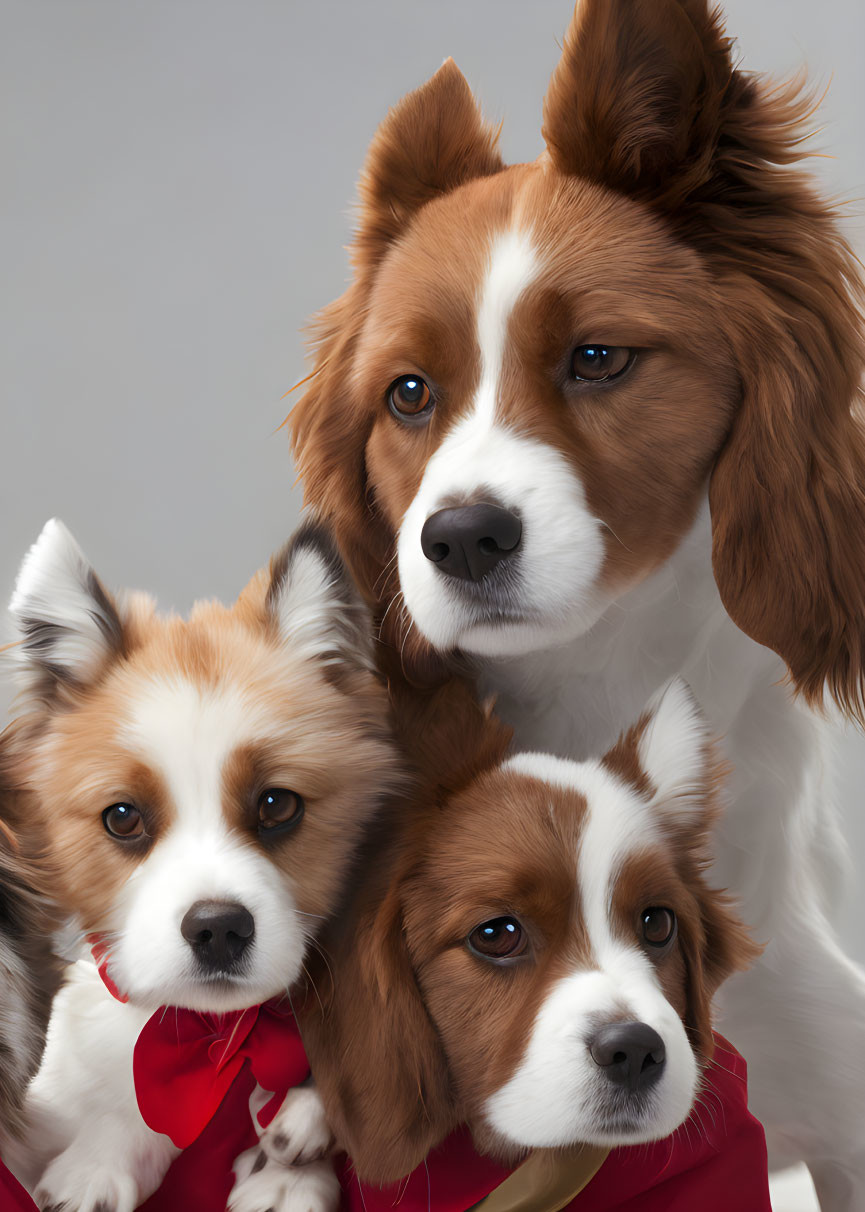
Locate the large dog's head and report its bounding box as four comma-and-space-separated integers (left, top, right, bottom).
290, 0, 865, 713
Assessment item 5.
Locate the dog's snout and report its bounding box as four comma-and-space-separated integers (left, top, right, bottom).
589, 1022, 666, 1093
421, 503, 522, 582
180, 900, 255, 972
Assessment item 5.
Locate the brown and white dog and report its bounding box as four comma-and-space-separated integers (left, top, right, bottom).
288, 2, 865, 1205
300, 676, 758, 1183
3, 518, 399, 1212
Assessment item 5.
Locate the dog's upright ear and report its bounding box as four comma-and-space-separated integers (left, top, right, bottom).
353, 58, 503, 273
544, 0, 865, 719
605, 678, 761, 1056
261, 519, 377, 678
8, 519, 125, 703
299, 869, 456, 1184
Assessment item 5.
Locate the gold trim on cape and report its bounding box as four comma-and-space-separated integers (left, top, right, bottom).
469, 1145, 611, 1212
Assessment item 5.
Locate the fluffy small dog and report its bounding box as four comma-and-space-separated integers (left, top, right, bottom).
299, 677, 762, 1195
3, 518, 399, 1212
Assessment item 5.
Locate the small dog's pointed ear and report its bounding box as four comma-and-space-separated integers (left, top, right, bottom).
603, 677, 714, 826
355, 57, 503, 269
9, 519, 124, 696
266, 520, 376, 675
637, 678, 712, 816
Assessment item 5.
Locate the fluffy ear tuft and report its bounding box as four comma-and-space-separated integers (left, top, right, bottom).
266, 520, 376, 675
8, 519, 124, 695
354, 57, 503, 270
636, 678, 712, 816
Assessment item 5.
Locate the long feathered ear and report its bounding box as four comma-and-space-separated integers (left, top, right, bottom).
8, 519, 125, 700
544, 0, 865, 718
298, 876, 455, 1184
353, 58, 503, 273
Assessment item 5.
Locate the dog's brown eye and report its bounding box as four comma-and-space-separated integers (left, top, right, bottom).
388, 375, 434, 422
468, 916, 527, 961
571, 345, 633, 382
102, 803, 143, 840
641, 907, 677, 948
257, 789, 304, 836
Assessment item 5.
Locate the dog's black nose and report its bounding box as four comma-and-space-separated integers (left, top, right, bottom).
180, 900, 255, 971
421, 504, 522, 582
589, 1022, 666, 1092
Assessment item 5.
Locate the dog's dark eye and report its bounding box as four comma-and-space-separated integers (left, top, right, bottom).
257, 789, 304, 837
641, 907, 677, 949
468, 916, 527, 961
571, 345, 633, 382
102, 803, 144, 840
387, 375, 434, 423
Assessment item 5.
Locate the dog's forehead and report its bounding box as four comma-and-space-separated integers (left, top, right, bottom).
434, 754, 660, 918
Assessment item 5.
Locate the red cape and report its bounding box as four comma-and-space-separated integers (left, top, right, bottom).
132, 1031, 768, 1211
338, 1037, 771, 1212
0, 1158, 38, 1211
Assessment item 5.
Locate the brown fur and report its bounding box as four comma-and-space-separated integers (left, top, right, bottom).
289, 0, 865, 714
300, 684, 755, 1183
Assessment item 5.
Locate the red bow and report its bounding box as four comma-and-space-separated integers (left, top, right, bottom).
134, 997, 310, 1148
88, 935, 310, 1151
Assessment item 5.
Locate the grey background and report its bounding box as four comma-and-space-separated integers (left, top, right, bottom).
2, 0, 864, 961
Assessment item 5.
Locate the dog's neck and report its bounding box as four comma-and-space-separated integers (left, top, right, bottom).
481, 494, 794, 736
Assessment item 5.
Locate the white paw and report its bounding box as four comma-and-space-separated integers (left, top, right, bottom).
258, 1085, 334, 1166
35, 1154, 139, 1212
229, 1151, 340, 1212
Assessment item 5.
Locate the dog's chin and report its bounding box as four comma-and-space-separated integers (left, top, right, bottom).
126, 973, 293, 1015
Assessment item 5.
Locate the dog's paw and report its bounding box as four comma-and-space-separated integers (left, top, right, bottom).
34, 1155, 138, 1212
229, 1151, 340, 1212
259, 1085, 335, 1166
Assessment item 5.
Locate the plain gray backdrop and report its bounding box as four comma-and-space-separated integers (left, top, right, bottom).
2, 0, 864, 967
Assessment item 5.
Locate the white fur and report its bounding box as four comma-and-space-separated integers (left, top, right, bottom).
99, 676, 306, 1011
8, 518, 116, 684
397, 230, 605, 652
487, 753, 696, 1147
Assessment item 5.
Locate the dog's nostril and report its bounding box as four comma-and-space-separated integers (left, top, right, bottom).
420, 503, 522, 583
180, 900, 255, 973
589, 1021, 666, 1093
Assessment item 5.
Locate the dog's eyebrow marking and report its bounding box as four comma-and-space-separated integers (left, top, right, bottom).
474, 227, 539, 427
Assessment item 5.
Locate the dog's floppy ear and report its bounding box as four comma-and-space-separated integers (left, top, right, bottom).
544, 0, 865, 718
8, 519, 125, 700
264, 519, 376, 676
299, 875, 455, 1184
354, 58, 503, 272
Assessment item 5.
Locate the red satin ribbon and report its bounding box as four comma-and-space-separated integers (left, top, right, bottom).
133, 996, 309, 1148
